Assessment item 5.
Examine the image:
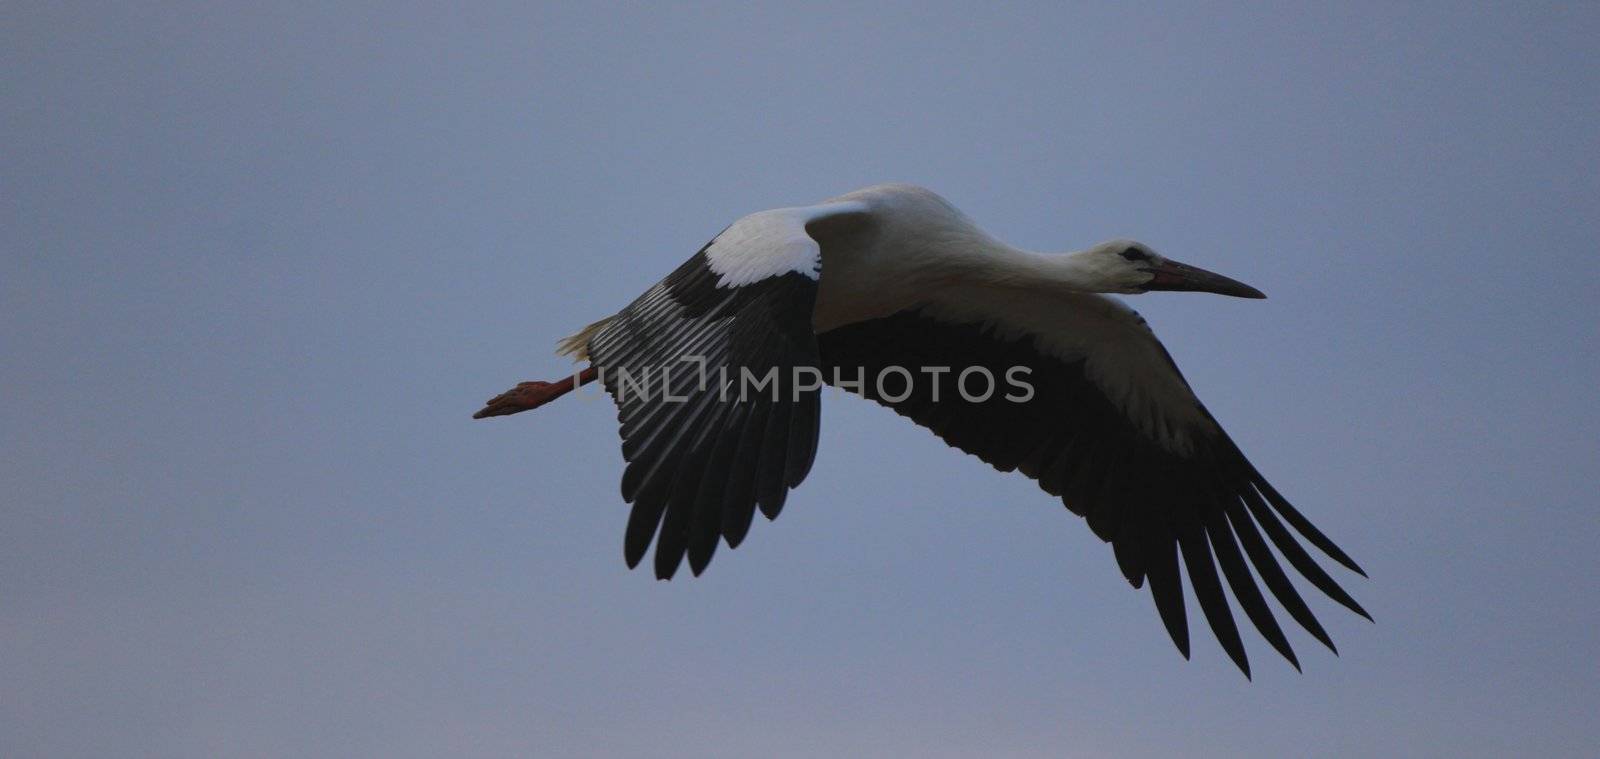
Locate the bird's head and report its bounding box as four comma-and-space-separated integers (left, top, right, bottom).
1073, 240, 1266, 299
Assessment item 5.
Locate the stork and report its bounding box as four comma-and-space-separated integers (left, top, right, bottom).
474, 183, 1368, 677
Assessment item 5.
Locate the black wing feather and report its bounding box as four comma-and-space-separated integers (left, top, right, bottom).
588, 247, 824, 578
818, 309, 1366, 675
1207, 507, 1300, 671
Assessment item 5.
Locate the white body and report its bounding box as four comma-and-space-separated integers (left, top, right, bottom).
700, 183, 1212, 452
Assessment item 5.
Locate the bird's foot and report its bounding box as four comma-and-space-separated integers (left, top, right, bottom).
472, 366, 598, 419
473, 381, 565, 419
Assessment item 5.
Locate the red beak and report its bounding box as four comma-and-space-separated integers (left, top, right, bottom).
1141, 260, 1266, 299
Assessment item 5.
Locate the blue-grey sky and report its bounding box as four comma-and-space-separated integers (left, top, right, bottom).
5, 3, 1598, 757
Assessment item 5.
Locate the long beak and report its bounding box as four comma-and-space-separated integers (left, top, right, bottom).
1141, 259, 1266, 299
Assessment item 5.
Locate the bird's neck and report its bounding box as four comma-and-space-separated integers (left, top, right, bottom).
958, 244, 1111, 295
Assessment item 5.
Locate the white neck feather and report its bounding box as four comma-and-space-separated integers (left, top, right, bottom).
958, 245, 1116, 295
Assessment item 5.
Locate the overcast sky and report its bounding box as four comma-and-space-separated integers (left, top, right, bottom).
5, 3, 1598, 757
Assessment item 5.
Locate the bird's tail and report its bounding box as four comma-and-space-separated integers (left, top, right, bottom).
556, 316, 615, 362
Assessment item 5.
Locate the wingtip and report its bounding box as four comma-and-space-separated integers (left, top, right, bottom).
1344, 597, 1374, 623
654, 554, 682, 580
1313, 629, 1338, 656
687, 552, 713, 577
1271, 634, 1303, 672
1329, 551, 1368, 578
1226, 650, 1252, 680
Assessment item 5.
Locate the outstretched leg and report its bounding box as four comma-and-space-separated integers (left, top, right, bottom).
473, 366, 599, 419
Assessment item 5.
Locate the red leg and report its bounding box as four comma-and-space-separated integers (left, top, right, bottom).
473, 366, 599, 419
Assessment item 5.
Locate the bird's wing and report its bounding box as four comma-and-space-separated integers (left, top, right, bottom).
816, 292, 1367, 677
584, 201, 870, 580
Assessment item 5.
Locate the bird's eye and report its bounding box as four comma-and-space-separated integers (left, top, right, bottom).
1119, 247, 1149, 262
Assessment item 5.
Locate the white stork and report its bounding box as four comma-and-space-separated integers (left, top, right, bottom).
475, 183, 1367, 676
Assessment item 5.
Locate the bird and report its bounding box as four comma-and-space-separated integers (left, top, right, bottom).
474, 183, 1368, 677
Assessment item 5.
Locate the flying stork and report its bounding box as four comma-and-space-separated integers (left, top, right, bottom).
474, 183, 1368, 676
